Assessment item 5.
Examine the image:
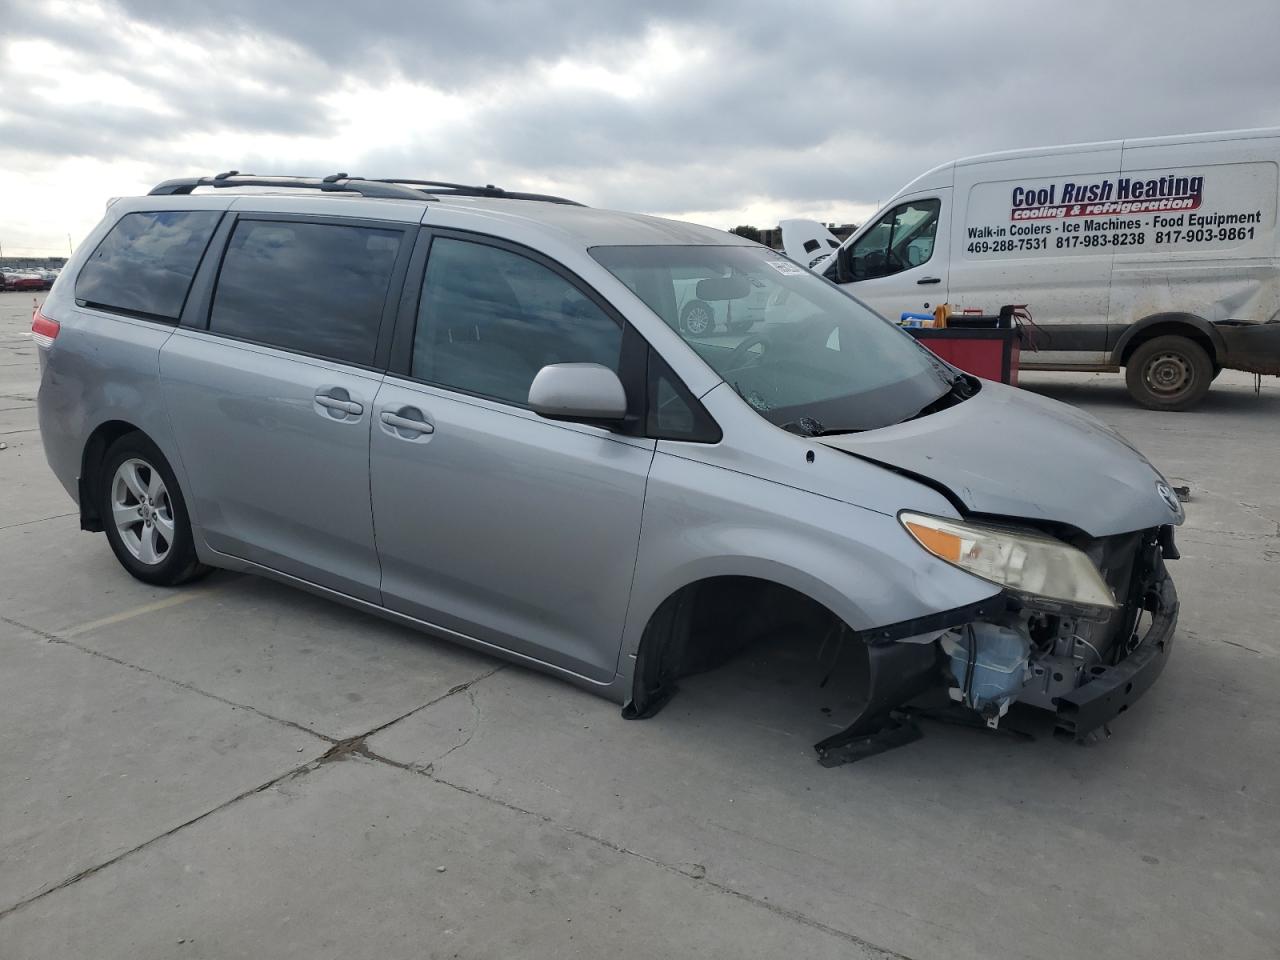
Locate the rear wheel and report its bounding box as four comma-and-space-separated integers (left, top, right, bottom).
100, 433, 207, 585
1125, 334, 1214, 411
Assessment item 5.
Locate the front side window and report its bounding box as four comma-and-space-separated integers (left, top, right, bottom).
76, 210, 221, 320
591, 244, 957, 434
412, 237, 621, 406
848, 199, 940, 280
209, 220, 402, 366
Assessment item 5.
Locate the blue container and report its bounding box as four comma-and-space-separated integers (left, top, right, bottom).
942, 623, 1029, 711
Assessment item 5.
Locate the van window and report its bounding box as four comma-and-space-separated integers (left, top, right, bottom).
849, 199, 940, 280
412, 237, 622, 406
76, 210, 222, 321
209, 220, 401, 366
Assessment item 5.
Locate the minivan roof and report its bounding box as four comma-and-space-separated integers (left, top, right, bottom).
433, 195, 741, 247
142, 173, 741, 249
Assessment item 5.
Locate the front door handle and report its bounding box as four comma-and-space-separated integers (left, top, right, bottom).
380, 407, 435, 436
917, 277, 942, 285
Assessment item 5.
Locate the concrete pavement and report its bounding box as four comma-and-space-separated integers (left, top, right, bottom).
1, 290, 1276, 959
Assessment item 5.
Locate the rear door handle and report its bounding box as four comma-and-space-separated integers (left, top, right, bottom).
316, 394, 363, 415
917, 277, 942, 285
314, 388, 363, 419
380, 407, 435, 436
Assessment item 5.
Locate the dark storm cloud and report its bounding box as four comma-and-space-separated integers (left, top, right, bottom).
4, 0, 1280, 221
108, 0, 717, 88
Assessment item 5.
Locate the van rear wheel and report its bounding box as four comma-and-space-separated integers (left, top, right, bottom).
1125, 335, 1213, 411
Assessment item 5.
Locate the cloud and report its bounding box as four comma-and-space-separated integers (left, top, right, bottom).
2, 0, 1280, 254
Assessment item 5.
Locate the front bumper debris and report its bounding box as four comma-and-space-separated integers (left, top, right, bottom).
1053, 569, 1178, 740
814, 537, 1179, 766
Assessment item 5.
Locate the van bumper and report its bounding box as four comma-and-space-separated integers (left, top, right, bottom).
1052, 565, 1177, 740
1215, 320, 1280, 375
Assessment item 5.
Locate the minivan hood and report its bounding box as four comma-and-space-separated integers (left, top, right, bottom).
818, 382, 1183, 538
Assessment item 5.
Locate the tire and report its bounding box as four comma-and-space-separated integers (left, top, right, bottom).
1124, 334, 1214, 411
99, 432, 208, 586
679, 300, 716, 336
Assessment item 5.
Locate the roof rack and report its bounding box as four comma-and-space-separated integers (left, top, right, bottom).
148, 172, 431, 201
372, 179, 584, 205
148, 172, 584, 206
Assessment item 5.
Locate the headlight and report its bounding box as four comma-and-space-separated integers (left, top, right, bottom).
899, 512, 1117, 618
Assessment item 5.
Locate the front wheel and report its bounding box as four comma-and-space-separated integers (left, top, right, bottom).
1125, 335, 1214, 411
100, 433, 208, 585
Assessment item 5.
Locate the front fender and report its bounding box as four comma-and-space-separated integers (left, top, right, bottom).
616, 450, 999, 679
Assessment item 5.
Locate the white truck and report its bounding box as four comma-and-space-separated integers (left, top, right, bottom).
783, 127, 1280, 409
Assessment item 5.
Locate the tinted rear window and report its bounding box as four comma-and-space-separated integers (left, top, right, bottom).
209, 220, 401, 367
76, 210, 221, 320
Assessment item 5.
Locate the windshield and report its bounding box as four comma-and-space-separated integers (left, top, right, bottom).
590, 244, 956, 433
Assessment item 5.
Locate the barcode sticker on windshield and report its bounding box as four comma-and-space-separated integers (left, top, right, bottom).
765, 259, 805, 276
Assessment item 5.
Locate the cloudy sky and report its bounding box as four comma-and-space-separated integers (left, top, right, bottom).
2, 0, 1279, 257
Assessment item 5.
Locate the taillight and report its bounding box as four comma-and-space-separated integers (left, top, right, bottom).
31, 304, 59, 348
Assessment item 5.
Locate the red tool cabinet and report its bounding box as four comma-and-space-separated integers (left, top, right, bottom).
906, 327, 1022, 385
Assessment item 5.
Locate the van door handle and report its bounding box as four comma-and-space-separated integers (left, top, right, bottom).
381, 408, 435, 436
917, 277, 942, 285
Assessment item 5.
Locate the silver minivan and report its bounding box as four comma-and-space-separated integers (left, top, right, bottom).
34, 175, 1182, 762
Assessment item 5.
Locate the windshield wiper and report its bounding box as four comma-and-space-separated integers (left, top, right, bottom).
781, 417, 863, 437
947, 372, 976, 399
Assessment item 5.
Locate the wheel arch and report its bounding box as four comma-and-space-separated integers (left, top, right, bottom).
1112, 312, 1225, 368
78, 419, 147, 531
621, 562, 867, 719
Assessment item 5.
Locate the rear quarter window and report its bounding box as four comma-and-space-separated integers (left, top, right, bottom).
75, 210, 222, 320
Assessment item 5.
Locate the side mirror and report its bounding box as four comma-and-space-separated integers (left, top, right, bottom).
528, 363, 627, 424
834, 244, 855, 284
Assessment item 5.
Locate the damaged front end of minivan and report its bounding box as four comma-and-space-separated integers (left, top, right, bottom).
813, 517, 1179, 765
624, 514, 1179, 766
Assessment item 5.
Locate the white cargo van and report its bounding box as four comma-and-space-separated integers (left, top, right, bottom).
786, 128, 1280, 409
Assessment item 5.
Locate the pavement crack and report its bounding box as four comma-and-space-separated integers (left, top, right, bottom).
0, 753, 321, 924
428, 689, 483, 768
345, 746, 912, 960
0, 661, 505, 922
0, 511, 78, 531
1, 613, 333, 742
298, 665, 506, 772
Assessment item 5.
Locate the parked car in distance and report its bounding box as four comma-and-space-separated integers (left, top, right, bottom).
5, 272, 50, 291
672, 268, 769, 335
33, 174, 1183, 760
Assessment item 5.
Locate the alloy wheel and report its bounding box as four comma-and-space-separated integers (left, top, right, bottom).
111, 458, 174, 565
684, 304, 714, 336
